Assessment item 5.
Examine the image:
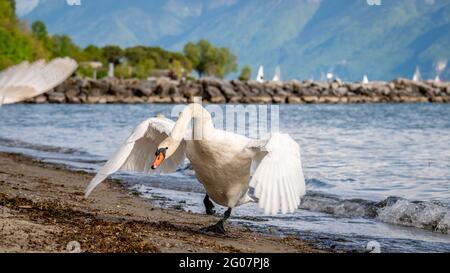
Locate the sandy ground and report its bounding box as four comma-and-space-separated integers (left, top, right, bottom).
0, 152, 326, 253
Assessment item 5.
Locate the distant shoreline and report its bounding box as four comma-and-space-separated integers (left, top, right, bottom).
0, 152, 325, 253
23, 77, 450, 105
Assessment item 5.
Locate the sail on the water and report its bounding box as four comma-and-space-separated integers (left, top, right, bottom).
412, 66, 422, 81
362, 75, 369, 84
256, 65, 264, 83
272, 65, 281, 82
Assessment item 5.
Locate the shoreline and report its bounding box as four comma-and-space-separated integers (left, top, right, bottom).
22, 77, 450, 104
0, 152, 326, 253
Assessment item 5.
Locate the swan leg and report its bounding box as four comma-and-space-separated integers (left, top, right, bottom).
203, 194, 215, 215
199, 208, 232, 235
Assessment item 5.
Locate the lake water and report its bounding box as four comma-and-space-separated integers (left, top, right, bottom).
1, 103, 449, 252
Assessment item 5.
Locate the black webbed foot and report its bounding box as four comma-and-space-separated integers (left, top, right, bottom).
199, 208, 232, 235
199, 220, 226, 235
203, 194, 215, 216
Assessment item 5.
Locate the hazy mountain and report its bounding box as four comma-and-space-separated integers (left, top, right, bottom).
22, 0, 450, 81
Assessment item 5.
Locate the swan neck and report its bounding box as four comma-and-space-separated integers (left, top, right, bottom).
170, 103, 213, 141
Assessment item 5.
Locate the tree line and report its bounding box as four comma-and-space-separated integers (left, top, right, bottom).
0, 0, 252, 80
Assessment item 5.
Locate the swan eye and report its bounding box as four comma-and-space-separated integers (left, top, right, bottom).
155, 147, 168, 156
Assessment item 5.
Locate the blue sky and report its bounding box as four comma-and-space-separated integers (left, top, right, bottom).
15, 0, 40, 16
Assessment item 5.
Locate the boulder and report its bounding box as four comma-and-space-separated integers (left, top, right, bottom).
287, 96, 303, 104
34, 95, 47, 103
131, 82, 154, 97
109, 84, 132, 96
48, 92, 66, 103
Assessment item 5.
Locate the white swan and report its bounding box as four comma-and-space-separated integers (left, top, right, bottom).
365, 241, 381, 253
0, 57, 78, 105
85, 103, 306, 233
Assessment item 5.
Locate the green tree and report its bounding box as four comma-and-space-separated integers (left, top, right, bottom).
183, 39, 237, 78
31, 20, 52, 52
115, 62, 133, 78
124, 46, 147, 65
83, 45, 104, 62
51, 34, 81, 58
7, 0, 15, 13
134, 59, 155, 79
0, 0, 48, 70
239, 65, 252, 81
0, 0, 17, 27
31, 21, 48, 41
102, 45, 123, 64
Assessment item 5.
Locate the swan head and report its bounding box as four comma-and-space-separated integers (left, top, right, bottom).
365, 241, 381, 253
151, 137, 178, 169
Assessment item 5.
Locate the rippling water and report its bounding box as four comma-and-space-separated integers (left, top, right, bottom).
1, 103, 449, 252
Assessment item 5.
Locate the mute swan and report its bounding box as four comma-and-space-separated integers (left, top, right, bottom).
85, 103, 306, 234
365, 241, 381, 253
0, 57, 78, 105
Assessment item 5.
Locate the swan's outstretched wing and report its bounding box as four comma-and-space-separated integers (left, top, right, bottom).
248, 133, 305, 215
85, 117, 186, 197
0, 57, 78, 104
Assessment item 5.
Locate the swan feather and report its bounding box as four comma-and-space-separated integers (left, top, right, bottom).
84, 117, 186, 197
248, 133, 305, 214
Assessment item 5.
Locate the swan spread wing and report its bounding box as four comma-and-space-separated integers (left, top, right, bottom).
248, 133, 305, 215
0, 57, 78, 104
85, 117, 186, 197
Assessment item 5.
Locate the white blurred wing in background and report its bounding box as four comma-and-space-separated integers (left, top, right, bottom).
0, 57, 78, 104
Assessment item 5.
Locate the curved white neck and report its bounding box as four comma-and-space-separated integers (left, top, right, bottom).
170, 103, 214, 141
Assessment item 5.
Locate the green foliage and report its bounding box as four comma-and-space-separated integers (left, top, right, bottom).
83, 45, 104, 62
134, 59, 155, 79
0, 0, 16, 27
51, 34, 82, 59
239, 65, 252, 81
7, 0, 14, 13
115, 62, 133, 79
0, 0, 239, 79
183, 39, 237, 79
31, 20, 52, 52
0, 0, 48, 70
102, 45, 123, 64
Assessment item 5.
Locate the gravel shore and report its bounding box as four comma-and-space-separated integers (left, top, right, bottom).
0, 152, 325, 253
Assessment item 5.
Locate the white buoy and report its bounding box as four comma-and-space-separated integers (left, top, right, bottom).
256, 65, 264, 83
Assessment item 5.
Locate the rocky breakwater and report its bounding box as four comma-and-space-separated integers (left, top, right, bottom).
25, 77, 450, 104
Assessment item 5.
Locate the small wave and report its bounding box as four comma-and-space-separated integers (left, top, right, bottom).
0, 137, 92, 156
300, 193, 450, 234
305, 178, 333, 188
376, 197, 450, 234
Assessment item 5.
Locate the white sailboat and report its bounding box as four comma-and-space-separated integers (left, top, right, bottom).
272, 65, 281, 82
412, 66, 421, 81
326, 72, 334, 81
362, 74, 369, 84
434, 75, 441, 82
256, 65, 264, 83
